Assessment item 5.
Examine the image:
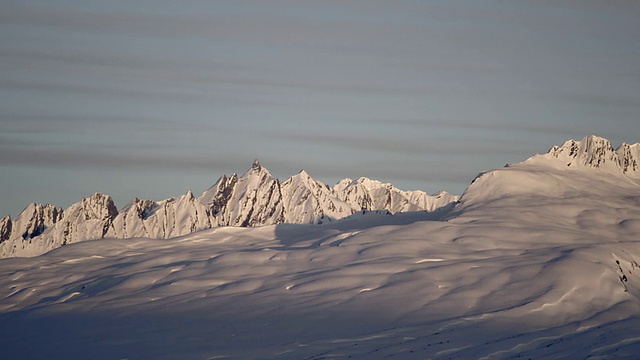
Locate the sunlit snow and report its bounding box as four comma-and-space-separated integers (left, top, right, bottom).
1, 136, 640, 359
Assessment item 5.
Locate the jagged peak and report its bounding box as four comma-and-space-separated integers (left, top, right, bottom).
119, 197, 155, 220
582, 134, 610, 143
202, 173, 238, 192
620, 142, 640, 149
79, 192, 118, 220
549, 135, 613, 154
14, 203, 63, 225
84, 192, 114, 203
2, 159, 465, 257
121, 197, 153, 211
514, 135, 640, 178
82, 192, 116, 208
617, 142, 640, 174
20, 202, 58, 213
332, 178, 352, 194
242, 159, 272, 178
353, 177, 392, 189
287, 169, 314, 182
23, 202, 38, 211
283, 170, 332, 192
335, 178, 353, 186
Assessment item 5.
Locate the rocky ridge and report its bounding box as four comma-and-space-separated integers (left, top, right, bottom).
541, 135, 640, 175
0, 160, 457, 258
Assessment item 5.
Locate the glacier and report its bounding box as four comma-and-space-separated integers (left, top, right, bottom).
1, 135, 640, 359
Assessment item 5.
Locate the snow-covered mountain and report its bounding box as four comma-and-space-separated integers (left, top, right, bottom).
2, 135, 640, 359
280, 170, 353, 224
451, 135, 640, 217
529, 134, 640, 176
0, 160, 458, 258
334, 176, 458, 213
0, 203, 63, 245
201, 160, 286, 227
4, 135, 636, 259
108, 191, 212, 240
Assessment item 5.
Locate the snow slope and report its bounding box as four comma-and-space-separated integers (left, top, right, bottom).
0, 160, 457, 258
1, 135, 640, 358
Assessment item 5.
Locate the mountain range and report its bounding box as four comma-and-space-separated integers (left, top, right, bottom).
0, 160, 458, 258
2, 135, 639, 259
2, 135, 640, 358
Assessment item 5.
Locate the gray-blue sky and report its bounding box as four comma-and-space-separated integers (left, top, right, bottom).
1, 0, 639, 217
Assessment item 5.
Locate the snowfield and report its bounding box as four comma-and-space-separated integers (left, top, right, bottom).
2, 136, 640, 359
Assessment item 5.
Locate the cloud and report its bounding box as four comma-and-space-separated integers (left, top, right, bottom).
363, 118, 583, 138
0, 79, 230, 104
0, 143, 241, 173
268, 130, 534, 158
534, 91, 640, 112
0, 3, 409, 45
0, 5, 199, 37
0, 112, 172, 135
0, 78, 298, 111
537, 0, 640, 11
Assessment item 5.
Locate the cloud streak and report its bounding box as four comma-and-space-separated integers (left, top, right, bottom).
0, 144, 240, 173
270, 131, 527, 157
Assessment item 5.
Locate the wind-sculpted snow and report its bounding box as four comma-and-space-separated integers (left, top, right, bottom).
0, 160, 457, 258
2, 142, 640, 358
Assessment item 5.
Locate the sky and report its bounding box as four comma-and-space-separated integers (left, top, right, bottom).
1, 0, 639, 218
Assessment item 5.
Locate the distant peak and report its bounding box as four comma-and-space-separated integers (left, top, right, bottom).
89, 192, 110, 200
522, 135, 640, 176
582, 134, 608, 142
355, 177, 388, 188
240, 159, 272, 179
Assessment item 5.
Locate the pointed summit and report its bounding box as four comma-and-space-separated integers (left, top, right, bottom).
200, 160, 284, 227
82, 193, 118, 221
8, 203, 63, 242
242, 159, 272, 178
289, 169, 315, 183
281, 170, 353, 224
